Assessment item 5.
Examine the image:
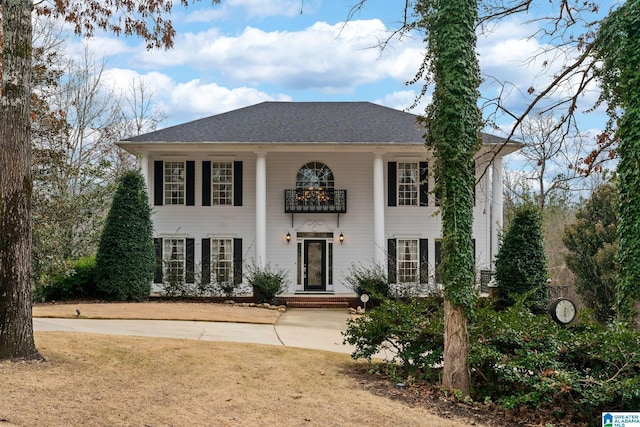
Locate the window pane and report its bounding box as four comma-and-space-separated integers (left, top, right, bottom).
296, 162, 335, 190
164, 162, 185, 205
163, 238, 185, 279
212, 162, 233, 205
397, 239, 418, 283
212, 238, 233, 284
397, 162, 418, 206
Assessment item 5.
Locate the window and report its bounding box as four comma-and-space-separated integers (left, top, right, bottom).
163, 238, 185, 280
397, 162, 418, 206
296, 162, 334, 190
211, 162, 233, 205
388, 161, 428, 207
211, 238, 233, 285
388, 238, 428, 284
202, 160, 242, 207
164, 161, 185, 205
397, 239, 419, 282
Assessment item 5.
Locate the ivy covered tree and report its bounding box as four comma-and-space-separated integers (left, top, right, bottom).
592, 0, 640, 326
495, 203, 548, 310
94, 170, 155, 301
563, 183, 618, 323
414, 0, 480, 396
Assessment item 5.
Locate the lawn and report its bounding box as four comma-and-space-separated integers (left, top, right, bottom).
5, 302, 495, 426
32, 301, 281, 324
0, 332, 490, 427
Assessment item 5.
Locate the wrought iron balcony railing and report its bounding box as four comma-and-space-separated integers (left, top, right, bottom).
284, 189, 347, 213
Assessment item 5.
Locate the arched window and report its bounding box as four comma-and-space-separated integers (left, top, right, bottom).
296, 162, 334, 191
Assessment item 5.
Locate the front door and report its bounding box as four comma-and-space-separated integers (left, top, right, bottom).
304, 240, 326, 291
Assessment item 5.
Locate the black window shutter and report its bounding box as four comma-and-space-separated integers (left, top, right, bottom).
233, 238, 243, 284
388, 162, 397, 207
202, 161, 211, 206
185, 238, 195, 283
154, 238, 163, 283
473, 162, 476, 207
201, 238, 211, 284
435, 240, 442, 283
387, 239, 397, 283
419, 239, 429, 283
186, 161, 195, 206
419, 161, 428, 207
472, 238, 476, 265
234, 161, 243, 206
154, 161, 163, 206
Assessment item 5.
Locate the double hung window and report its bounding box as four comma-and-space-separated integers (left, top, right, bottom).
163, 238, 185, 280
397, 162, 418, 206
164, 161, 185, 205
211, 238, 233, 285
397, 239, 419, 283
211, 162, 233, 205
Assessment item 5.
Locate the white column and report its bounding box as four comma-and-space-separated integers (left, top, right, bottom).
373, 153, 386, 268
139, 154, 150, 203
255, 152, 267, 267
491, 156, 504, 264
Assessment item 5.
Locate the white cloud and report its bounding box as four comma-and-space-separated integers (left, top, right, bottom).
375, 90, 431, 115
134, 19, 423, 92
166, 80, 291, 121
101, 68, 290, 123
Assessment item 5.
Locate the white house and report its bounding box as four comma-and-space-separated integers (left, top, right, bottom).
118, 101, 519, 301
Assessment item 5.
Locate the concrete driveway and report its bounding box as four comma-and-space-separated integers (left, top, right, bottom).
33, 309, 358, 354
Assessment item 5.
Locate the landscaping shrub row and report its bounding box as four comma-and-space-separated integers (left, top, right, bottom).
343, 297, 640, 424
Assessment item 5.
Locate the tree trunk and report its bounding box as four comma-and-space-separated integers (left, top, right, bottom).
422, 0, 480, 396
0, 0, 43, 361
443, 300, 470, 396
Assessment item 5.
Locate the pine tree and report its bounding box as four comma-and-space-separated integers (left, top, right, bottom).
95, 170, 155, 301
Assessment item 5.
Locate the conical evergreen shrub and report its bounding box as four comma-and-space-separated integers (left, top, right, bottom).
495, 203, 548, 310
95, 169, 155, 301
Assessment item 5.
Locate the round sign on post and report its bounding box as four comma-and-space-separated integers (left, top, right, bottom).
548, 297, 577, 325
360, 294, 369, 312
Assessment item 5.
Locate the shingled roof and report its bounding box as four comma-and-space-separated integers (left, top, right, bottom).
122, 101, 507, 146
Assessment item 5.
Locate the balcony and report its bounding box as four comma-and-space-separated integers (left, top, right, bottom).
284, 189, 347, 213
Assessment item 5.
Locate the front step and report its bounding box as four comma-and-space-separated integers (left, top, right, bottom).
279, 295, 358, 309
285, 300, 350, 309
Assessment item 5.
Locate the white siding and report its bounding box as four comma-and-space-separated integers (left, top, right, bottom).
145, 148, 498, 294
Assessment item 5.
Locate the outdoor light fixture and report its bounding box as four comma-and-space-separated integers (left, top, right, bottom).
339, 233, 344, 244
286, 232, 291, 243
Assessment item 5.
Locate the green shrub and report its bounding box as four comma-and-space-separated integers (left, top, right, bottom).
495, 203, 548, 310
94, 170, 155, 301
563, 183, 618, 323
342, 262, 390, 298
38, 256, 98, 301
245, 263, 289, 304
344, 297, 640, 424
342, 297, 444, 380
470, 304, 640, 420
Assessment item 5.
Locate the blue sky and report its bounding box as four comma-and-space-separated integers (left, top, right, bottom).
62, 0, 619, 138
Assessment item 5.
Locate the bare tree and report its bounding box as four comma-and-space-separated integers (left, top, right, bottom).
2, 0, 217, 360
510, 114, 594, 209
32, 43, 165, 294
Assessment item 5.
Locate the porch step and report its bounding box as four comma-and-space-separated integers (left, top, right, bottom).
285, 300, 350, 309
279, 295, 358, 309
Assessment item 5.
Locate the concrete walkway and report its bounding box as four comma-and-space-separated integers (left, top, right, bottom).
33, 309, 359, 355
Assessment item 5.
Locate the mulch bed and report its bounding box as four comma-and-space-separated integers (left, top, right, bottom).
346, 364, 589, 427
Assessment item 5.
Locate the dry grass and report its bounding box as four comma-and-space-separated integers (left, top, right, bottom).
33, 301, 280, 324
0, 333, 487, 427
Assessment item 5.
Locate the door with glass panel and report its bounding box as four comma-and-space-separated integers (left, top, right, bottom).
303, 240, 326, 291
